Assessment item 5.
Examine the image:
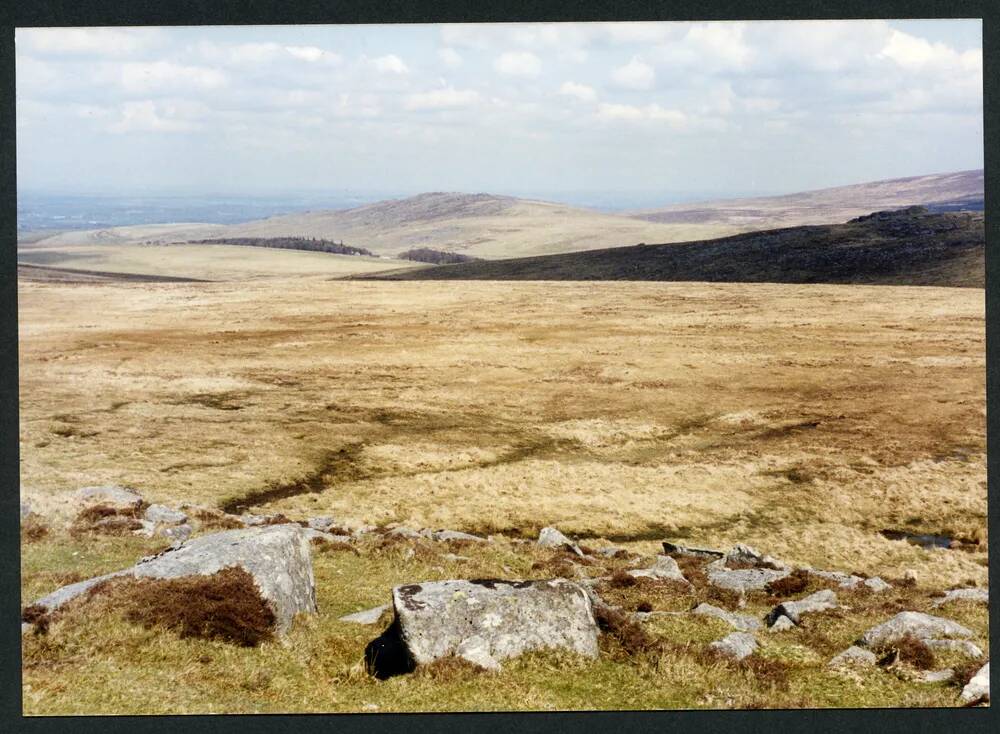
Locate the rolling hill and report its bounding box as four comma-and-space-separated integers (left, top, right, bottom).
627, 169, 983, 231
359, 207, 984, 288
23, 169, 983, 267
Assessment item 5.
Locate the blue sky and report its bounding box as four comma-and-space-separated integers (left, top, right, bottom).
15, 20, 983, 202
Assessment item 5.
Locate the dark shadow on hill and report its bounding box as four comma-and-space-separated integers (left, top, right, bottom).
357, 208, 983, 288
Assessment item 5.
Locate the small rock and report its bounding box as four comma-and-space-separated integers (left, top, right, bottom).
144, 504, 187, 526
724, 543, 787, 570
903, 569, 919, 584
340, 604, 391, 625
387, 526, 423, 540
160, 524, 193, 543
352, 524, 377, 537
20, 501, 31, 521
707, 559, 790, 594
808, 569, 866, 589
828, 645, 878, 669
863, 576, 891, 593
661, 541, 724, 559
443, 553, 471, 562
627, 555, 688, 583
302, 528, 352, 543
432, 530, 487, 543
598, 546, 627, 557
858, 611, 974, 648
709, 631, 758, 661
691, 602, 762, 632
768, 615, 796, 632
75, 485, 143, 511
307, 516, 337, 531
923, 639, 983, 658
22, 622, 32, 635
537, 527, 584, 556
240, 513, 270, 527
932, 587, 989, 608
960, 662, 990, 702
766, 589, 837, 626
916, 668, 955, 684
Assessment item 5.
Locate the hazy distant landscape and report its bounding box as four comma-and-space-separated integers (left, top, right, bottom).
17, 19, 987, 717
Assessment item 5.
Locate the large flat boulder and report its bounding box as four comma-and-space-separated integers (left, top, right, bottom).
366, 578, 599, 677
709, 631, 758, 661
932, 588, 989, 608
74, 485, 143, 512
627, 555, 688, 583
692, 603, 762, 632
857, 611, 974, 649
25, 524, 316, 634
961, 662, 990, 703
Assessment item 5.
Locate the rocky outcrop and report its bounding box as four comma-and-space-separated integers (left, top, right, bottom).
661, 541, 724, 559
366, 578, 598, 677
26, 524, 317, 634
857, 611, 974, 649
706, 545, 791, 594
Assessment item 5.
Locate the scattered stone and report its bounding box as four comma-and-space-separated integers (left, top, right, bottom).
302, 528, 352, 544
863, 577, 892, 593
923, 639, 983, 658
431, 530, 487, 543
858, 611, 974, 649
307, 516, 337, 531
960, 662, 990, 702
442, 553, 471, 563
828, 645, 878, 669
627, 555, 688, 583
367, 578, 598, 677
709, 631, 758, 661
916, 668, 955, 684
75, 485, 143, 512
386, 526, 423, 540
352, 525, 377, 538
724, 543, 787, 570
26, 525, 317, 634
160, 524, 193, 543
707, 559, 790, 594
768, 615, 796, 632
691, 602, 762, 632
932, 588, 989, 608
903, 569, 919, 584
598, 545, 627, 558
21, 622, 32, 635
537, 526, 584, 556
240, 514, 269, 527
340, 604, 391, 625
632, 610, 685, 623
766, 589, 837, 626
661, 541, 724, 559
144, 504, 188, 526
20, 501, 31, 521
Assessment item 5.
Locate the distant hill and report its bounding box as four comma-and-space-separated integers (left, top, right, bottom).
361, 208, 984, 288
27, 170, 983, 263
627, 169, 983, 231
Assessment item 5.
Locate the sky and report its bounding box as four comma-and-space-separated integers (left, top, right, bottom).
15, 20, 984, 203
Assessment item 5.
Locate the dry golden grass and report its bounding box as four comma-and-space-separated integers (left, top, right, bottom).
19, 278, 985, 588
17, 243, 414, 280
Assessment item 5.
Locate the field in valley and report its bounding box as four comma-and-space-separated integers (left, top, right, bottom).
18, 276, 987, 713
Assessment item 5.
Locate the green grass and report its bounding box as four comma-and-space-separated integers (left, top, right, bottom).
21, 528, 988, 714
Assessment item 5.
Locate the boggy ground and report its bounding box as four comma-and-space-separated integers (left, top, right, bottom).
19, 279, 986, 588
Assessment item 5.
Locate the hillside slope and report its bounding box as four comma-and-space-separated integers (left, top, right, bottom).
628, 170, 983, 231
362, 208, 984, 288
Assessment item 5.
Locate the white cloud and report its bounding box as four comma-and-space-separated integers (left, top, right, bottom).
558, 81, 597, 102
405, 86, 481, 111
17, 27, 159, 57
370, 54, 409, 75
612, 56, 655, 90
115, 61, 227, 94
285, 45, 341, 64
438, 47, 463, 67
879, 29, 981, 73
108, 100, 201, 133
494, 51, 542, 77
597, 102, 686, 127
